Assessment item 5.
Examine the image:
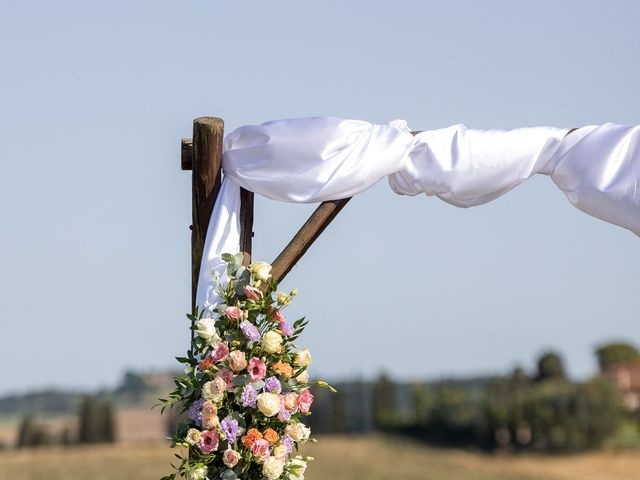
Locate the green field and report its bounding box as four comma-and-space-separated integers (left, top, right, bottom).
2, 435, 640, 480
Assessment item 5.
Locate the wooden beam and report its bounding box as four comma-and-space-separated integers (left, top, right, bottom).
191, 117, 224, 309
181, 138, 193, 170
270, 198, 351, 283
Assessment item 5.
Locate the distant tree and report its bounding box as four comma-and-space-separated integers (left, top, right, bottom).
372, 372, 397, 429
596, 342, 639, 371
329, 390, 347, 433
16, 415, 51, 448
78, 396, 98, 443
78, 395, 115, 443
16, 415, 35, 448
535, 351, 567, 382
101, 402, 116, 443
411, 383, 431, 425
509, 366, 530, 389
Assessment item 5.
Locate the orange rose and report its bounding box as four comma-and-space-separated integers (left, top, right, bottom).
241, 428, 263, 449
272, 361, 294, 379
263, 428, 279, 445
199, 356, 215, 371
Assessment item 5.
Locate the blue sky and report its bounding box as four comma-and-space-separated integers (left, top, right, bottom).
1, 0, 638, 394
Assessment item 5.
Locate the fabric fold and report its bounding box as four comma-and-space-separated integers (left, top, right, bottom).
196, 117, 640, 311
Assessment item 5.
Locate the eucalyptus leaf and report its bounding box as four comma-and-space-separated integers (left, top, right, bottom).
233, 374, 250, 386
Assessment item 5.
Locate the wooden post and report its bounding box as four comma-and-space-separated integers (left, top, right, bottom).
239, 188, 254, 267
191, 117, 224, 310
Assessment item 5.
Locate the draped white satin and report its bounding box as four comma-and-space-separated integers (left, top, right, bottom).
196, 117, 640, 311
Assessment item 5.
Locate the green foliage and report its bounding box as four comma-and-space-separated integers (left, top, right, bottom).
596, 342, 640, 370
535, 351, 567, 382
484, 377, 623, 452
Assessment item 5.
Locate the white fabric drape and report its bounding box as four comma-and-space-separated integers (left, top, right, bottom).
196, 117, 640, 311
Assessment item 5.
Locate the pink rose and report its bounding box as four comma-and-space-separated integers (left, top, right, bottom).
244, 286, 261, 301
297, 389, 314, 413
228, 350, 247, 372
223, 449, 241, 468
211, 342, 229, 363
251, 438, 270, 461
268, 306, 285, 323
284, 393, 299, 412
199, 429, 219, 453
201, 400, 217, 417
248, 357, 266, 381
225, 306, 242, 321
217, 368, 235, 390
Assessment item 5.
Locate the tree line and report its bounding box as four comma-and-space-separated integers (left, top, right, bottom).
306, 342, 640, 453
16, 396, 116, 448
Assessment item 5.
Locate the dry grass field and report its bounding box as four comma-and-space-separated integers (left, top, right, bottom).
2, 435, 640, 480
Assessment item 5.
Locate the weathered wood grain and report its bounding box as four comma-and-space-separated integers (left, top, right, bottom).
191, 117, 224, 309
181, 138, 193, 170
240, 188, 254, 267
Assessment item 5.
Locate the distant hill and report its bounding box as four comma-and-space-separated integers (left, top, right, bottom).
0, 390, 85, 418
0, 370, 179, 420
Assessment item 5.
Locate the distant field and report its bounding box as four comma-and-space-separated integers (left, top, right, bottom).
2, 435, 640, 480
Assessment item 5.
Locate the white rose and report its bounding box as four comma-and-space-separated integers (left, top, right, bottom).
257, 392, 281, 417
285, 423, 310, 442
251, 261, 272, 282
185, 428, 201, 445
289, 456, 308, 479
202, 377, 226, 402
195, 318, 220, 343
296, 370, 309, 384
262, 456, 285, 480
272, 444, 288, 460
277, 291, 290, 305
261, 331, 282, 354
295, 349, 312, 367
185, 466, 208, 480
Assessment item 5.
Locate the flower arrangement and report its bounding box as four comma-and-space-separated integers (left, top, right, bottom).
158, 253, 333, 480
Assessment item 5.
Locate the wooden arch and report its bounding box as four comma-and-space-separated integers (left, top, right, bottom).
181, 116, 350, 309
181, 118, 579, 309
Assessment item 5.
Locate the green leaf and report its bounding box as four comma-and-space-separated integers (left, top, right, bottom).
252, 380, 265, 391
221, 253, 234, 262
232, 374, 250, 387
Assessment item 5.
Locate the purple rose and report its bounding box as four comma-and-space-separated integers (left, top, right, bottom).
264, 376, 282, 394
282, 434, 293, 453
240, 320, 261, 342
188, 398, 205, 426
279, 320, 294, 337
241, 384, 257, 408
220, 416, 242, 444
278, 409, 292, 422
